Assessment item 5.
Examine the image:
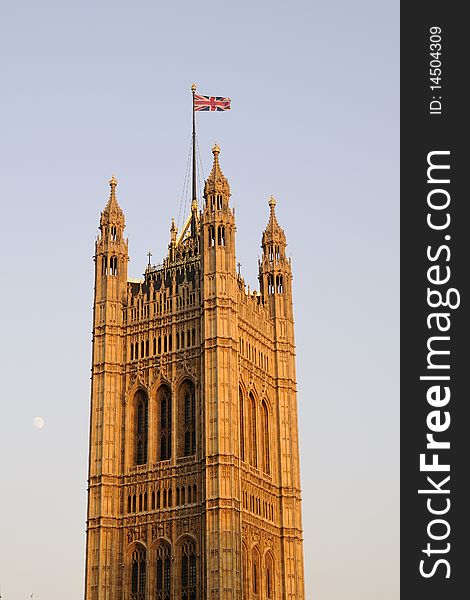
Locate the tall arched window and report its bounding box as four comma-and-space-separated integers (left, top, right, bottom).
135, 391, 148, 465
239, 387, 245, 461
180, 381, 196, 456
155, 541, 171, 599
261, 400, 270, 475
208, 225, 215, 248
101, 255, 108, 276
265, 552, 274, 599
268, 274, 274, 295
242, 543, 249, 599
252, 547, 261, 597
217, 225, 225, 246
158, 385, 172, 461
110, 255, 118, 276
249, 393, 257, 468
181, 538, 196, 600
130, 544, 146, 600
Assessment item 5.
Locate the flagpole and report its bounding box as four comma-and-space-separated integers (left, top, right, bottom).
191, 83, 198, 237
191, 83, 197, 205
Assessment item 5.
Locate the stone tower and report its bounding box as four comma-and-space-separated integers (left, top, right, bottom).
85, 146, 305, 600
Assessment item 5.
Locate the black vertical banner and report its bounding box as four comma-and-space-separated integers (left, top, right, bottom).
401, 3, 469, 599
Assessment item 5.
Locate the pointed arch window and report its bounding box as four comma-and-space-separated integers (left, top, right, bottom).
217, 225, 225, 246
239, 388, 245, 462
158, 385, 172, 461
156, 542, 171, 599
265, 553, 274, 599
181, 538, 196, 600
252, 548, 260, 597
110, 255, 118, 276
267, 274, 274, 295
101, 255, 108, 276
208, 225, 215, 248
249, 393, 257, 468
130, 544, 146, 600
242, 543, 249, 599
135, 392, 148, 465
261, 400, 270, 475
180, 381, 196, 456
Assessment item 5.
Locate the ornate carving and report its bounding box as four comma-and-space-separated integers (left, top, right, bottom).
86, 151, 305, 600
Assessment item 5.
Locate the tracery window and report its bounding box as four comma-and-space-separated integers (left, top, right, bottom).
265, 553, 274, 599
249, 393, 257, 468
101, 255, 108, 275
261, 400, 270, 475
158, 386, 172, 461
239, 387, 245, 461
181, 381, 196, 456
130, 544, 146, 600
155, 542, 171, 599
242, 544, 249, 599
110, 255, 118, 276
268, 273, 274, 295
208, 225, 215, 247
135, 391, 148, 465
217, 225, 225, 246
181, 538, 196, 600
252, 548, 261, 597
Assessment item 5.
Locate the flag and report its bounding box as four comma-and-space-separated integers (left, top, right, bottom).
194, 94, 231, 111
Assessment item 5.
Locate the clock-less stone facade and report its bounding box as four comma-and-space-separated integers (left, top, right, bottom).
84, 145, 305, 600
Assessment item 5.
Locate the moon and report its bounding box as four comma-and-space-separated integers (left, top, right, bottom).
33, 416, 45, 429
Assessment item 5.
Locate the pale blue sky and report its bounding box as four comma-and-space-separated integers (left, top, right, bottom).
0, 1, 398, 599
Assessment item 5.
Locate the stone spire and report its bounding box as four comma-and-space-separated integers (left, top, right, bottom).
262, 195, 286, 249
101, 175, 125, 228
170, 218, 177, 244
204, 143, 231, 199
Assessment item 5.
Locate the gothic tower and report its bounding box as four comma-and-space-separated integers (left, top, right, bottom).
85, 146, 305, 600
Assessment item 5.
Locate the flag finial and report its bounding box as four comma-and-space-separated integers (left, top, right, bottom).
191, 83, 197, 92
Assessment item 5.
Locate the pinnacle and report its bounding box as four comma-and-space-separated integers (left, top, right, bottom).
262, 195, 285, 247
204, 144, 230, 197
101, 174, 125, 226
267, 195, 280, 229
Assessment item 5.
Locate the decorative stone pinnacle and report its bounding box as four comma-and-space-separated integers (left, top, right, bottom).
108, 175, 118, 201
204, 143, 230, 198
191, 198, 198, 211
268, 195, 276, 211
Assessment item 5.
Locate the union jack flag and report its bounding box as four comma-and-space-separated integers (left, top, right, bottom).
194, 94, 231, 111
